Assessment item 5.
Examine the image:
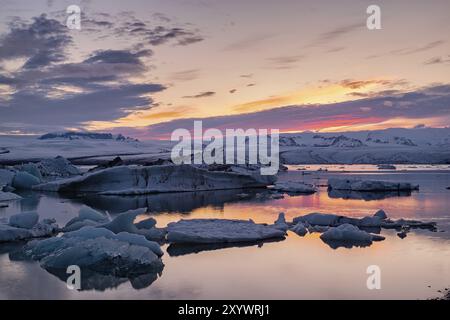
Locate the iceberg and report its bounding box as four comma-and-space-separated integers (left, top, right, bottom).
0, 214, 59, 243
272, 212, 289, 231
328, 178, 419, 192
320, 224, 385, 244
34, 164, 276, 194
290, 222, 308, 236
0, 191, 22, 202
166, 218, 286, 244
22, 226, 164, 277
12, 171, 41, 189
271, 181, 316, 193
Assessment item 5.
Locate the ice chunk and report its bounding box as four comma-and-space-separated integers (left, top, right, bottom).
34, 164, 276, 194
320, 224, 385, 243
377, 164, 396, 170
166, 219, 285, 244
290, 222, 307, 236
15, 163, 43, 180
100, 208, 147, 234
37, 156, 80, 178
272, 212, 289, 232
63, 206, 108, 232
135, 217, 157, 230
0, 191, 22, 202
293, 213, 342, 226
373, 209, 388, 220
271, 181, 316, 193
0, 218, 58, 243
9, 211, 39, 229
12, 171, 41, 189
0, 168, 15, 187
328, 178, 419, 191
22, 226, 163, 277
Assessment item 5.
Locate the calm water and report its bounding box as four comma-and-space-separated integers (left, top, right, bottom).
0, 165, 449, 299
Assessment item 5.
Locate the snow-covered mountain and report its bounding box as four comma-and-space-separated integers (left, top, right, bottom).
39, 131, 139, 142
279, 127, 450, 164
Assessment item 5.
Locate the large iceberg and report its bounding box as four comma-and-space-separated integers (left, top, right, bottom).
22, 226, 164, 277
320, 224, 385, 243
34, 164, 276, 194
328, 178, 419, 192
166, 218, 286, 244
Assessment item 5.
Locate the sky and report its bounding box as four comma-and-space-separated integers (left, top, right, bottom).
0, 0, 449, 138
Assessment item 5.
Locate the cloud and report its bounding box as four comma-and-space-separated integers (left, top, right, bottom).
0, 14, 71, 69
367, 40, 445, 59
183, 91, 216, 98
424, 55, 450, 65
169, 69, 201, 82
0, 15, 166, 133
137, 84, 450, 139
266, 55, 305, 69
224, 34, 274, 51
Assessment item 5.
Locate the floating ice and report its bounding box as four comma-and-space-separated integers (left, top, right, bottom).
271, 181, 316, 193
9, 211, 39, 229
0, 215, 59, 243
22, 226, 163, 276
34, 164, 276, 194
328, 178, 419, 192
0, 191, 22, 202
12, 171, 41, 189
320, 224, 385, 244
290, 222, 308, 236
166, 219, 285, 244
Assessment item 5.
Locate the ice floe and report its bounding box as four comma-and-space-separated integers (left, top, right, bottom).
0, 212, 59, 243
166, 219, 285, 244
34, 164, 276, 194
320, 224, 385, 249
0, 191, 22, 202
271, 181, 316, 193
21, 226, 164, 277
328, 178, 419, 192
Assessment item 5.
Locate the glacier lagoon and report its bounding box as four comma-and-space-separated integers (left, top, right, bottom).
0, 165, 449, 299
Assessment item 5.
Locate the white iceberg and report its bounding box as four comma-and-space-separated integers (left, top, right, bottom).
34, 164, 276, 194
0, 168, 15, 187
328, 178, 419, 192
37, 156, 80, 178
0, 191, 22, 202
271, 181, 316, 193
22, 226, 163, 276
166, 218, 286, 244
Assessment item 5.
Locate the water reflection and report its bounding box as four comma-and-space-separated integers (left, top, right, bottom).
328, 189, 413, 201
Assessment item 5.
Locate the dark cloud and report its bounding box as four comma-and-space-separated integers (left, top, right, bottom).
0, 14, 71, 69
0, 15, 166, 133
229, 89, 237, 94
138, 84, 450, 138
183, 91, 216, 98
367, 40, 445, 59
84, 49, 152, 64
